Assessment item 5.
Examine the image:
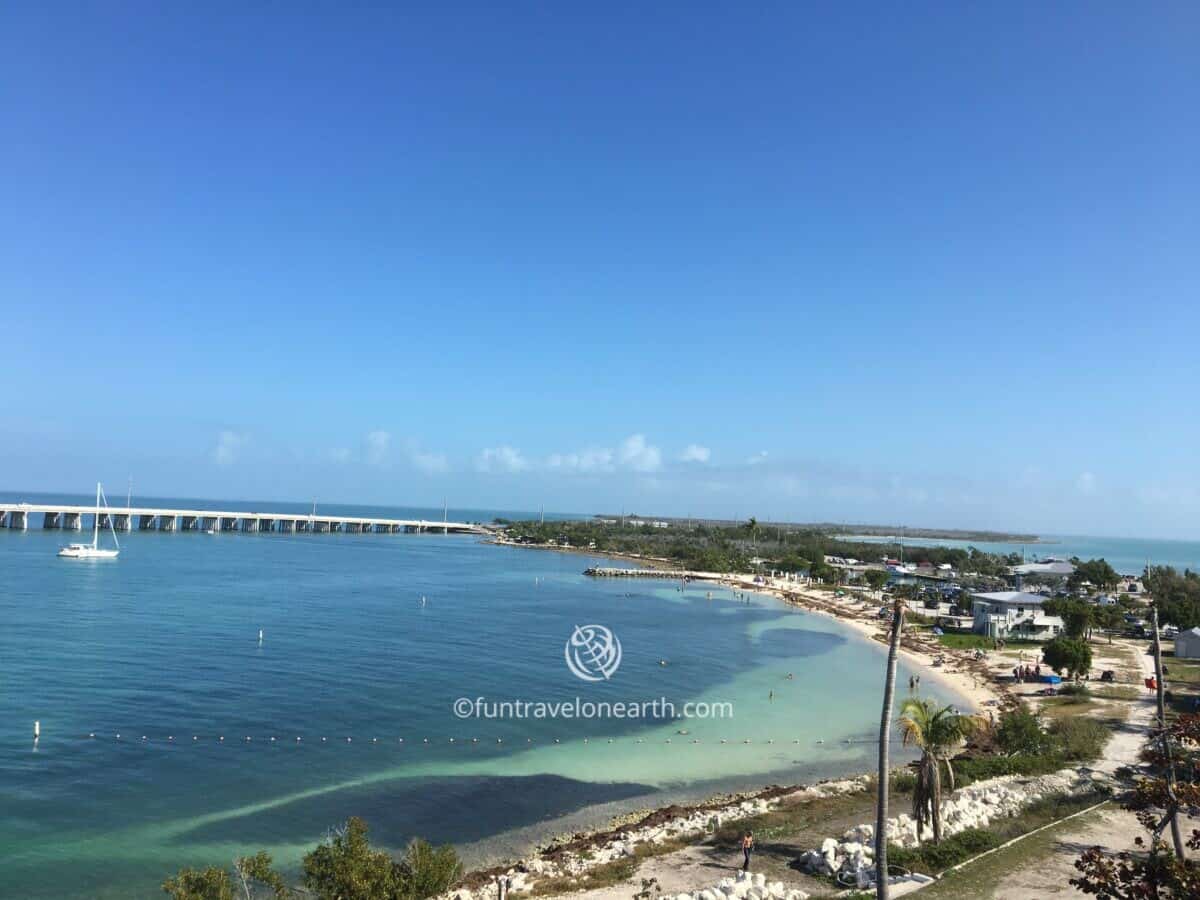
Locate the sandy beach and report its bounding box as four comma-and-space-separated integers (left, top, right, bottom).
445, 542, 1008, 897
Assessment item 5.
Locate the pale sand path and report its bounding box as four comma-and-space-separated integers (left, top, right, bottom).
538, 641, 1156, 900
979, 642, 1155, 899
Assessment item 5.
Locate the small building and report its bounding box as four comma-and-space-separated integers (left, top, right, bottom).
971, 591, 1065, 641
1176, 627, 1200, 660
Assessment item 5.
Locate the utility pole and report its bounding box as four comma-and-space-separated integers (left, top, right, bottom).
127, 476, 133, 510
1151, 606, 1186, 859
875, 598, 905, 900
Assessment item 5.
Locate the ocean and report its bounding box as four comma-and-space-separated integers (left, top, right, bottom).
834, 533, 1200, 576
0, 496, 959, 899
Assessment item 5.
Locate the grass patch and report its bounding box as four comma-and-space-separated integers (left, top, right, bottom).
889, 828, 1001, 872
710, 789, 874, 848
525, 857, 638, 896
524, 841, 687, 897
935, 634, 1044, 650
1050, 717, 1110, 760
1088, 685, 1139, 701
952, 753, 1066, 787
888, 790, 1108, 877
1166, 660, 1200, 685
1035, 696, 1104, 720
913, 803, 1111, 899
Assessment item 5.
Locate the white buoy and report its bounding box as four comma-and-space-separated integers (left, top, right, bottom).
34, 720, 40, 740
258, 629, 264, 643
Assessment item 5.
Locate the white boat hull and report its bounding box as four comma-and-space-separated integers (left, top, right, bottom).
57, 483, 121, 559
58, 545, 119, 559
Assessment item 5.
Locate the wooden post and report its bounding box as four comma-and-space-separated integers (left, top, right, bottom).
875, 598, 905, 899
1151, 606, 1186, 859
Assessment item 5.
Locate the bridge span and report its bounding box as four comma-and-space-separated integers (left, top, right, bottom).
0, 503, 489, 536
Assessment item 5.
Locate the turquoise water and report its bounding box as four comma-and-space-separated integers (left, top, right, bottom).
835, 533, 1200, 575
1, 502, 959, 899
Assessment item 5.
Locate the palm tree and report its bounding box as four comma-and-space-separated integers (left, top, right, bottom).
744, 517, 759, 548
875, 598, 905, 900
897, 699, 981, 844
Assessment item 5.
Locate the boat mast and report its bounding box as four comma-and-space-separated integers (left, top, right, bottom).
93, 482, 101, 549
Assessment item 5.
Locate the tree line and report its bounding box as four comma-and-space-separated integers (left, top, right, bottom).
162, 819, 462, 900
500, 519, 1023, 578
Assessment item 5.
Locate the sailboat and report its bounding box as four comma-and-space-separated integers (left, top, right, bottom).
58, 483, 120, 559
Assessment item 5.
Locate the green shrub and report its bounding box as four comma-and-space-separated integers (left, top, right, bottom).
398, 839, 463, 900
302, 818, 462, 900
995, 705, 1055, 756
951, 753, 1065, 786
890, 770, 917, 793
1058, 683, 1091, 698
887, 828, 1002, 873
1049, 717, 1109, 761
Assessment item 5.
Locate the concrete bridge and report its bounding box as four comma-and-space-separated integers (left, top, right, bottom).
0, 503, 488, 536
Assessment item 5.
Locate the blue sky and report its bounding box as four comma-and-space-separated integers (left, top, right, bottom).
1, 3, 1197, 536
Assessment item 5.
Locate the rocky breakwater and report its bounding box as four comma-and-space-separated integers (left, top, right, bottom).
798, 767, 1109, 890
446, 777, 874, 900
687, 870, 810, 900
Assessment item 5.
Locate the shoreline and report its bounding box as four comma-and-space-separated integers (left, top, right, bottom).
448, 539, 1006, 894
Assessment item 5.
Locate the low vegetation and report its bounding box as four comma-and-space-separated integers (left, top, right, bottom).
162, 818, 462, 900
951, 706, 1109, 788
498, 519, 1023, 578
888, 791, 1107, 876
1071, 714, 1200, 897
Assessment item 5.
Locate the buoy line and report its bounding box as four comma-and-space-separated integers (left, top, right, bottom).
43, 732, 900, 747
34, 721, 904, 748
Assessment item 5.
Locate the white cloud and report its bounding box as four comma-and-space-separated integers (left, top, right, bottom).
212, 431, 245, 466
409, 446, 449, 475
547, 447, 615, 473
618, 434, 662, 472
680, 444, 711, 463
365, 430, 391, 466
747, 450, 769, 466
1076, 471, 1097, 495
477, 445, 529, 473
328, 447, 352, 464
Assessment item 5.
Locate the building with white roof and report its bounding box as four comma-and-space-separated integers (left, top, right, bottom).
1176, 627, 1200, 660
971, 590, 1065, 641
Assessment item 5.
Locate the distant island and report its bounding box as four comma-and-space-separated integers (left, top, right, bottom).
587, 515, 1041, 544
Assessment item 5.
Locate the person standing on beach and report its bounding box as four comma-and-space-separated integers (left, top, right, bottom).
741, 831, 754, 871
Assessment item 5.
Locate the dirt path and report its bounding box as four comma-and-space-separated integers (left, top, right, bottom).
925, 642, 1156, 899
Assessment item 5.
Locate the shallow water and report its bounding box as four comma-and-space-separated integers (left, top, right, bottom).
0, 520, 956, 898
836, 532, 1200, 575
